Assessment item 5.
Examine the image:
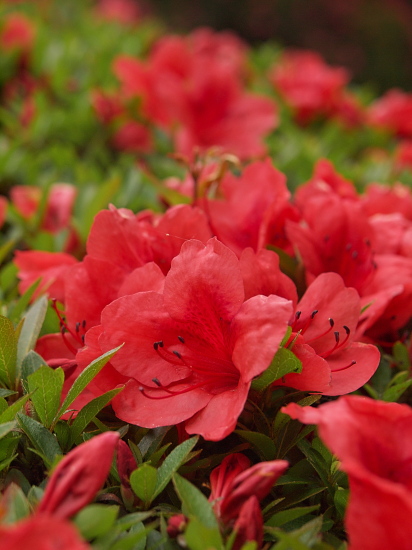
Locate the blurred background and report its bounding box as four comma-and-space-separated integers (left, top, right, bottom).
143, 0, 412, 93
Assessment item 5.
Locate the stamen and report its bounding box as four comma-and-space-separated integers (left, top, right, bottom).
320, 326, 351, 358
153, 341, 164, 350
178, 336, 185, 343
332, 360, 356, 373
305, 318, 335, 344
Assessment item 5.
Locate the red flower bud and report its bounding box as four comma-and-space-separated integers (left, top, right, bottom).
37, 431, 119, 519
232, 496, 263, 550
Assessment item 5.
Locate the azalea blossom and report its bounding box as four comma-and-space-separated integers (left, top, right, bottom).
280, 273, 380, 394
283, 396, 412, 550
90, 238, 293, 440
0, 514, 89, 550
271, 50, 362, 126
108, 29, 277, 159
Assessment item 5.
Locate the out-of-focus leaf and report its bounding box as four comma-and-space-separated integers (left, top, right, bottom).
17, 296, 48, 369
74, 504, 119, 540
236, 430, 277, 460
0, 316, 18, 389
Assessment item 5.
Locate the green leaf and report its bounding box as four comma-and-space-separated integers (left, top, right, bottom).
236, 430, 277, 460
21, 351, 47, 384
0, 421, 17, 440
267, 505, 320, 528
153, 436, 198, 499
185, 517, 223, 550
173, 473, 219, 530
8, 278, 42, 325
0, 393, 31, 423
130, 463, 158, 505
17, 296, 48, 369
393, 341, 411, 370
55, 344, 123, 420
69, 386, 124, 444
1, 483, 30, 524
28, 365, 64, 428
17, 413, 62, 467
252, 348, 302, 391
334, 488, 349, 520
74, 504, 119, 540
0, 316, 18, 389
0, 389, 17, 398
383, 379, 412, 402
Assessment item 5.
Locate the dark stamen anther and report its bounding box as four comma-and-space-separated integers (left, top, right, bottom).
295, 311, 301, 320
81, 335, 85, 344
311, 310, 319, 319
345, 243, 352, 251
154, 340, 164, 350
152, 378, 161, 386
334, 331, 340, 343
173, 350, 182, 359
352, 251, 358, 260
343, 325, 350, 334
329, 318, 334, 327
178, 336, 185, 343
75, 322, 80, 333
82, 320, 86, 328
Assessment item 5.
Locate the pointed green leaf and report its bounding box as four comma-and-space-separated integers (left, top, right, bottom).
28, 365, 64, 428
236, 430, 277, 461
8, 278, 42, 325
74, 504, 119, 540
252, 348, 302, 392
21, 351, 47, 383
130, 463, 158, 505
56, 344, 123, 420
185, 517, 223, 550
0, 393, 31, 423
17, 413, 62, 467
17, 296, 48, 369
173, 473, 218, 529
0, 389, 17, 398
153, 436, 198, 499
69, 386, 124, 444
0, 316, 18, 389
0, 421, 17, 440
267, 505, 320, 527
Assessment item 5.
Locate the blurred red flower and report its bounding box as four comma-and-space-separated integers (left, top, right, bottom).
283, 396, 412, 550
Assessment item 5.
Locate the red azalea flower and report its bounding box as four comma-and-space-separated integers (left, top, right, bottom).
37, 431, 119, 519
286, 186, 375, 294
271, 50, 350, 124
0, 514, 89, 550
283, 396, 412, 550
368, 89, 412, 138
10, 183, 77, 233
279, 273, 380, 395
94, 238, 292, 441
0, 196, 7, 228
95, 0, 141, 25
112, 30, 277, 159
206, 159, 299, 256
14, 250, 78, 303
360, 181, 412, 220
0, 13, 35, 53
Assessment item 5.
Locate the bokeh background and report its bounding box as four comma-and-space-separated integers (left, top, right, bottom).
142, 0, 412, 93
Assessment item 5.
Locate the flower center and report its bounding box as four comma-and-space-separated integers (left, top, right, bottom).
138, 336, 240, 400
